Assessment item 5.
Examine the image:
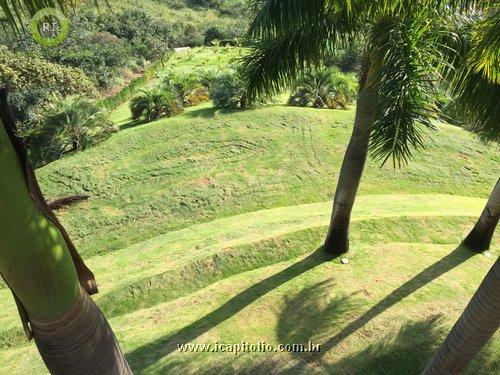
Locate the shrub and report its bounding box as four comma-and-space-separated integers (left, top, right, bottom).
204, 26, 225, 45
324, 44, 363, 73
26, 96, 117, 167
185, 87, 211, 106
130, 89, 183, 122
0, 47, 98, 97
162, 74, 211, 107
288, 68, 357, 110
211, 70, 247, 109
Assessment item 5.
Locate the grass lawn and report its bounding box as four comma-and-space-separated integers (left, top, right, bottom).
0, 48, 498, 374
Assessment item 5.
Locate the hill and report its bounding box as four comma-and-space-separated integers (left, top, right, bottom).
0, 86, 498, 372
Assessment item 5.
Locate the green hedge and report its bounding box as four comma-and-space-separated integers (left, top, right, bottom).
99, 61, 163, 110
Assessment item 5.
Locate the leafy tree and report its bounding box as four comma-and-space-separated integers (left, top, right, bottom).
241, 0, 491, 255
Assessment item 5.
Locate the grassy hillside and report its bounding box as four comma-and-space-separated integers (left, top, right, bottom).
0, 54, 498, 373
35, 103, 498, 257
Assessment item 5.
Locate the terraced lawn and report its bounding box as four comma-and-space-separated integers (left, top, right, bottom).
0, 99, 498, 374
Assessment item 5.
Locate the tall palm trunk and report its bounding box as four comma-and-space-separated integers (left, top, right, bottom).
463, 179, 499, 252
324, 64, 376, 255
0, 88, 131, 374
422, 258, 500, 374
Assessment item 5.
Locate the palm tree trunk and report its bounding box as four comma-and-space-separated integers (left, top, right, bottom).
422, 258, 500, 374
0, 88, 131, 374
324, 64, 376, 255
463, 179, 499, 252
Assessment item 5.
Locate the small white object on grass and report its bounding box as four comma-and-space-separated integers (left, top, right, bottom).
341, 258, 349, 265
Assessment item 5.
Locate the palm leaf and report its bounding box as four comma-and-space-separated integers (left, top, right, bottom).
0, 0, 106, 31
443, 6, 500, 143
242, 0, 361, 102
369, 11, 448, 167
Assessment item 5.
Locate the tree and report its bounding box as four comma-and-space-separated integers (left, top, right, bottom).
0, 88, 131, 374
241, 0, 490, 255
464, 180, 499, 252
0, 2, 131, 373
423, 7, 499, 373
443, 7, 500, 253
422, 258, 500, 374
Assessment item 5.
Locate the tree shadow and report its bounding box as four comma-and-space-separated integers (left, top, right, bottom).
285, 244, 476, 373
277, 279, 363, 346
126, 247, 334, 372
120, 118, 149, 130
328, 315, 499, 375
326, 315, 448, 374
184, 106, 219, 119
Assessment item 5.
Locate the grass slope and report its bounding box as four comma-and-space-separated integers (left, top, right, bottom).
0, 50, 498, 373
38, 103, 498, 258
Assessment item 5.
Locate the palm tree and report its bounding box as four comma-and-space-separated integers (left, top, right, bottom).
0, 1, 131, 373
241, 0, 490, 255
422, 258, 500, 374
464, 179, 499, 252
424, 7, 499, 373
443, 6, 500, 253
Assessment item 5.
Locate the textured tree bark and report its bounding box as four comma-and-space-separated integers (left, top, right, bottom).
422, 259, 500, 374
463, 179, 499, 252
0, 88, 132, 374
32, 288, 132, 375
324, 64, 376, 255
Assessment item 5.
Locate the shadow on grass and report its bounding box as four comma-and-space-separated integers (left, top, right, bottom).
184, 106, 219, 119
120, 118, 149, 130
126, 247, 334, 372
285, 244, 476, 373
184, 106, 245, 119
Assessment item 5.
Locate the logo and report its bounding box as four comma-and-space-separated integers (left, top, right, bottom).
30, 7, 70, 47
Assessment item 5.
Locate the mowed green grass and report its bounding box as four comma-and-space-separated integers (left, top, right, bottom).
0, 48, 499, 373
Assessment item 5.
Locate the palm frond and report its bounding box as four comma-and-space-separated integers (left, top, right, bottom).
443, 6, 500, 143
0, 0, 106, 31
369, 11, 446, 167
242, 0, 361, 102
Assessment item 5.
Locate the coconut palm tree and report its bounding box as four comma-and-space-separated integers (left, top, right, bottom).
0, 1, 131, 373
443, 6, 500, 253
0, 88, 131, 374
422, 258, 500, 374
423, 7, 499, 373
464, 179, 499, 252
241, 0, 492, 255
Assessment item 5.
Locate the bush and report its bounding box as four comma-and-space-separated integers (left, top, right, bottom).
26, 96, 117, 167
211, 70, 247, 109
204, 26, 225, 45
0, 47, 98, 97
288, 68, 358, 110
130, 89, 183, 122
162, 74, 211, 107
